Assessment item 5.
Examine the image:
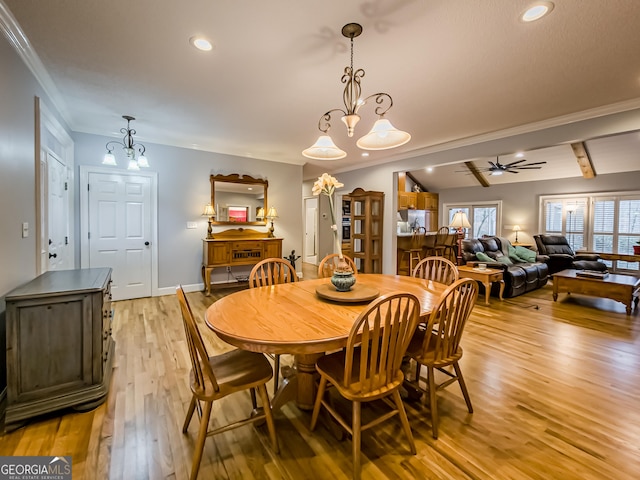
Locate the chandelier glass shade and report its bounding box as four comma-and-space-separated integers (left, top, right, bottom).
102, 115, 150, 170
302, 23, 410, 161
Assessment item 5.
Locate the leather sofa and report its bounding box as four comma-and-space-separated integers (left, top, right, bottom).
533, 234, 607, 274
461, 236, 549, 298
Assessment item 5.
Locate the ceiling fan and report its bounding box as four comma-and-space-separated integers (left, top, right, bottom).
475, 157, 547, 176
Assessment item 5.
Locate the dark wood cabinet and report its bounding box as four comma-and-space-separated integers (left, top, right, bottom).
5, 268, 114, 430
343, 188, 384, 273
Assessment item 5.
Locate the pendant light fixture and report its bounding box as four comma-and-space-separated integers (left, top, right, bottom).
102, 115, 150, 170
302, 23, 410, 161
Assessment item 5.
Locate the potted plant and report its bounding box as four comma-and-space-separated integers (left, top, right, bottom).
634, 241, 640, 255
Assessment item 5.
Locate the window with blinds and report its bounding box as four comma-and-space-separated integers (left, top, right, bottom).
444, 202, 501, 238
540, 193, 640, 272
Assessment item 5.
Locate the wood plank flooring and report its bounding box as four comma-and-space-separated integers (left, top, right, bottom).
2, 264, 640, 479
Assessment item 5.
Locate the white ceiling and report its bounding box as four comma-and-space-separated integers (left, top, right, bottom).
3, 0, 640, 185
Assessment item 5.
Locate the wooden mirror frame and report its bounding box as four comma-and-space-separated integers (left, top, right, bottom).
210, 174, 268, 226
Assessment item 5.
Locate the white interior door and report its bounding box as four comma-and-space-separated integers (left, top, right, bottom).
304, 197, 318, 265
88, 172, 152, 300
46, 152, 70, 271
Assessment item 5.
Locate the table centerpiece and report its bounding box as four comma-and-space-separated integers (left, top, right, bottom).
312, 173, 356, 292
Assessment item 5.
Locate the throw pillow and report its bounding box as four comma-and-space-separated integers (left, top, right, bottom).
515, 246, 537, 263
475, 252, 492, 262
508, 244, 521, 263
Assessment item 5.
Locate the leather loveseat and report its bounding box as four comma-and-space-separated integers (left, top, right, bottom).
533, 234, 607, 275
461, 236, 549, 298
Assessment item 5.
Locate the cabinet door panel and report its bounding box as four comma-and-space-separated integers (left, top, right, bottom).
10, 295, 92, 403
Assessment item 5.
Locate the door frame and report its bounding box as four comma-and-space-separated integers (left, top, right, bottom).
36, 97, 75, 274
303, 196, 319, 265
79, 166, 159, 297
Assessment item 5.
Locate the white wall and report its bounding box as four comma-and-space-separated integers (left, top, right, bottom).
73, 132, 303, 289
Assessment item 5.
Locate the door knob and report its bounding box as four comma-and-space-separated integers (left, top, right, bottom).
49, 253, 57, 259
144, 241, 150, 246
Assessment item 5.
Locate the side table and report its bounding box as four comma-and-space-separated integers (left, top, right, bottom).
457, 265, 505, 305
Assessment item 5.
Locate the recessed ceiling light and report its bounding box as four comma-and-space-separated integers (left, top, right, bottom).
515, 152, 525, 158
361, 152, 369, 157
190, 36, 213, 51
426, 167, 433, 173
521, 1, 554, 22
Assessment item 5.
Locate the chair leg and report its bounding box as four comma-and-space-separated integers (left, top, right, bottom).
250, 388, 258, 410
453, 361, 473, 413
257, 383, 279, 454
391, 390, 416, 454
427, 366, 439, 439
273, 354, 280, 394
415, 362, 422, 383
190, 400, 212, 480
352, 400, 362, 480
310, 376, 327, 431
182, 396, 197, 433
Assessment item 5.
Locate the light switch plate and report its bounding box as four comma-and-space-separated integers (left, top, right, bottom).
22, 222, 29, 238
186, 222, 198, 229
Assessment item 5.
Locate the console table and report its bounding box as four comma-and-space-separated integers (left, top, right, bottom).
202, 229, 283, 295
5, 268, 114, 430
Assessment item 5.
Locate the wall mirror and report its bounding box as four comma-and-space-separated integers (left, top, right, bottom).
210, 174, 268, 225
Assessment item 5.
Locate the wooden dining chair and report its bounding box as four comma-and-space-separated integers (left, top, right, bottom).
310, 292, 420, 480
404, 278, 478, 439
176, 286, 279, 480
412, 256, 459, 285
249, 258, 297, 287
317, 253, 358, 278
249, 257, 297, 393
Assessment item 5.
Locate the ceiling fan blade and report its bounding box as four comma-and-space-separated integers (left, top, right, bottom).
507, 170, 519, 173
521, 161, 547, 167
514, 166, 543, 170
504, 159, 527, 167
488, 161, 499, 169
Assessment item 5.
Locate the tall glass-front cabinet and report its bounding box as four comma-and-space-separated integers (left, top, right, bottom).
342, 188, 384, 273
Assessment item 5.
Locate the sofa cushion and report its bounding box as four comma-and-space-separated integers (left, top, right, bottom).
480, 237, 501, 252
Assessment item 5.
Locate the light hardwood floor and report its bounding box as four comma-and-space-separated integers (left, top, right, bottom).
2, 264, 640, 479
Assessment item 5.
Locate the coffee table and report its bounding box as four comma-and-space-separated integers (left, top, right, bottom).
552, 269, 640, 315
457, 265, 504, 305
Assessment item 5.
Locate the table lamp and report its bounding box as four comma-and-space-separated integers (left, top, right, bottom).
449, 210, 471, 265
513, 224, 521, 244
202, 203, 216, 239
266, 206, 278, 238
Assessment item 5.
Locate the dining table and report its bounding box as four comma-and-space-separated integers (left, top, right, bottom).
205, 274, 447, 412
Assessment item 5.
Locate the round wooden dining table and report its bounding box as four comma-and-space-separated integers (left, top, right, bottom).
205, 274, 446, 410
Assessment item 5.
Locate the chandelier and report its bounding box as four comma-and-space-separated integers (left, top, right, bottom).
302, 23, 410, 161
102, 115, 150, 170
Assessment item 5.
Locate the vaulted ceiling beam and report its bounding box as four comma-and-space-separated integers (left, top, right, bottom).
571, 142, 596, 179
465, 161, 490, 188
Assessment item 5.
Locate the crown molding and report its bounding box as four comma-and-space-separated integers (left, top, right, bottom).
0, 1, 71, 126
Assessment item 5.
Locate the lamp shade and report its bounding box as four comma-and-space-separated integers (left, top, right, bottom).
512, 225, 521, 232
302, 135, 347, 160
127, 158, 140, 171
266, 207, 278, 219
256, 207, 265, 219
102, 152, 117, 166
202, 204, 215, 217
137, 154, 149, 168
449, 211, 471, 229
356, 118, 411, 150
